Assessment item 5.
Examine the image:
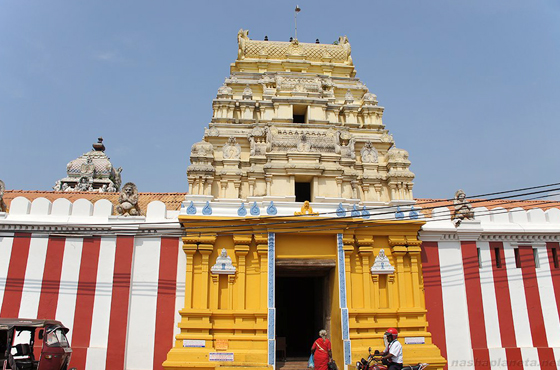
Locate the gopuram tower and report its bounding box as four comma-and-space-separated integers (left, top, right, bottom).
164, 31, 445, 370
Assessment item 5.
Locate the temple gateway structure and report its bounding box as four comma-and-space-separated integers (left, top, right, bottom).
1, 31, 560, 370
163, 32, 445, 370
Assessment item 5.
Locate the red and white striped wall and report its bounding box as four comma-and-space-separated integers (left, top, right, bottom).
421, 206, 560, 370
0, 233, 185, 370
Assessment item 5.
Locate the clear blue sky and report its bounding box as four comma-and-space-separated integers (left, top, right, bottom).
1, 1, 559, 199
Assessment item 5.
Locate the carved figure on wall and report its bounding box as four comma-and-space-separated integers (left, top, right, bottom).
337, 131, 356, 159
237, 29, 249, 60
361, 141, 378, 164
242, 84, 253, 100
223, 137, 241, 159
0, 180, 7, 212
114, 167, 123, 190
62, 183, 70, 192
107, 183, 116, 192
345, 89, 354, 104
217, 84, 233, 96
297, 134, 312, 152
294, 201, 319, 216
370, 249, 395, 274
53, 180, 62, 191
80, 157, 95, 177
211, 248, 236, 274
76, 177, 90, 191
116, 182, 141, 216
452, 189, 474, 226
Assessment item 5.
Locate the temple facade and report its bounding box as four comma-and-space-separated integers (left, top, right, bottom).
0, 31, 559, 370
165, 32, 442, 370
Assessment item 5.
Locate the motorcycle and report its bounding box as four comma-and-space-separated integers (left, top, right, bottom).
355, 347, 429, 370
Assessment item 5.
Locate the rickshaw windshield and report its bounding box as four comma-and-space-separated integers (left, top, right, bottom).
45, 328, 69, 348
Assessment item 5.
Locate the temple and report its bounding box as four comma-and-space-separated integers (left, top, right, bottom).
164, 32, 442, 370
0, 31, 560, 370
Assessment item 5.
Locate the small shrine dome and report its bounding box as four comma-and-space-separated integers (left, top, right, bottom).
53, 138, 122, 192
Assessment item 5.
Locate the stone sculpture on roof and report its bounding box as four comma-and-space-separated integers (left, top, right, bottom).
211, 248, 236, 274
0, 180, 7, 212
116, 182, 141, 216
54, 138, 122, 192
452, 189, 475, 226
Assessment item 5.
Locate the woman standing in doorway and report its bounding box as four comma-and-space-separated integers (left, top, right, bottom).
311, 330, 332, 370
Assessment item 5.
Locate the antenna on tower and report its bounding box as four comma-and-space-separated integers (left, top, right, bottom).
294, 5, 301, 41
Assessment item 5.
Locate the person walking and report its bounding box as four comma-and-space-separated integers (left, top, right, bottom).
311, 329, 332, 370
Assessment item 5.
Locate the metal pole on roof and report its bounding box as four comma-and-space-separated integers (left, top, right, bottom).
294, 5, 301, 41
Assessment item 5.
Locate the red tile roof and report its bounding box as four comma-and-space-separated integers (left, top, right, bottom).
3, 190, 187, 213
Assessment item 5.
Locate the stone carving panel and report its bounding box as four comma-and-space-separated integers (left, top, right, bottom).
223, 137, 241, 159
116, 182, 141, 216
361, 141, 378, 163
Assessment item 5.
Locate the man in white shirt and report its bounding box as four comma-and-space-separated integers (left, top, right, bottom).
380, 328, 403, 370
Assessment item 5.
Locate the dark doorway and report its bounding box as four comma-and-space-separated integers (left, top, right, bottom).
295, 182, 311, 202
276, 276, 325, 358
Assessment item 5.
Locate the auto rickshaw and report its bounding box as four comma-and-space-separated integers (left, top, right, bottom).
0, 319, 75, 370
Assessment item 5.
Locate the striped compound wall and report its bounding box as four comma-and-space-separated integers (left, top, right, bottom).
2, 197, 560, 370
421, 206, 560, 370
0, 196, 185, 370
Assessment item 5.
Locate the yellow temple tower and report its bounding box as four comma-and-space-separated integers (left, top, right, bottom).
163, 31, 445, 370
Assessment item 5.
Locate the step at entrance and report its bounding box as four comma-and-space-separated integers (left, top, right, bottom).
278, 360, 309, 370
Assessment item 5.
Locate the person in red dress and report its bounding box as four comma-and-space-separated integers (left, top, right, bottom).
311, 329, 332, 370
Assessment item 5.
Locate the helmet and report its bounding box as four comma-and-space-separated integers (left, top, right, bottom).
385, 328, 398, 339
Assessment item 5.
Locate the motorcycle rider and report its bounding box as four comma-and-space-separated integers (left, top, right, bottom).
379, 328, 403, 370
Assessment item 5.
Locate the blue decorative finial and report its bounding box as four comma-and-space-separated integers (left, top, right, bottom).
237, 202, 247, 216
202, 201, 212, 215
395, 206, 404, 220
409, 206, 419, 220
186, 201, 196, 215
250, 202, 260, 216
266, 201, 277, 215
336, 203, 346, 217
351, 204, 360, 217
362, 205, 370, 219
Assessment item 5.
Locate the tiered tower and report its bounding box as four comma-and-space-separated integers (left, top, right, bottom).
187, 31, 414, 205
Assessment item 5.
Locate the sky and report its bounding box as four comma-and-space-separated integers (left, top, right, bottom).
1, 0, 559, 199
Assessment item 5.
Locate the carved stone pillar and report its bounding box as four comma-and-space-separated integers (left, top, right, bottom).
220, 181, 228, 199
234, 236, 251, 310
374, 184, 382, 202
248, 178, 256, 197
205, 178, 213, 196
234, 180, 242, 199
351, 180, 359, 199
361, 184, 370, 200
336, 177, 343, 198
265, 175, 272, 196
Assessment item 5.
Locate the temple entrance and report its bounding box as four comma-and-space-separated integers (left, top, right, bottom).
276, 260, 334, 359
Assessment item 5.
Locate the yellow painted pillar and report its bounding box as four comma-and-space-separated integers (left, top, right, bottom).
255, 235, 268, 310
210, 274, 219, 310
387, 274, 395, 308
408, 246, 422, 308
343, 242, 354, 308
228, 275, 235, 310
182, 240, 198, 310
198, 243, 214, 310
357, 240, 374, 309
371, 274, 379, 310
392, 245, 408, 309
234, 236, 251, 310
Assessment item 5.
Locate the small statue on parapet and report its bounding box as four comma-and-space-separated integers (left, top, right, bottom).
294, 201, 319, 216
452, 189, 474, 226
0, 180, 7, 212
116, 182, 141, 216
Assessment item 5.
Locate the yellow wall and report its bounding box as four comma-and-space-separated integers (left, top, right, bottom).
164, 217, 445, 370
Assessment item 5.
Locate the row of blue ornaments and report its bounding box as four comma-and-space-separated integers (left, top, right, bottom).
184, 201, 419, 220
